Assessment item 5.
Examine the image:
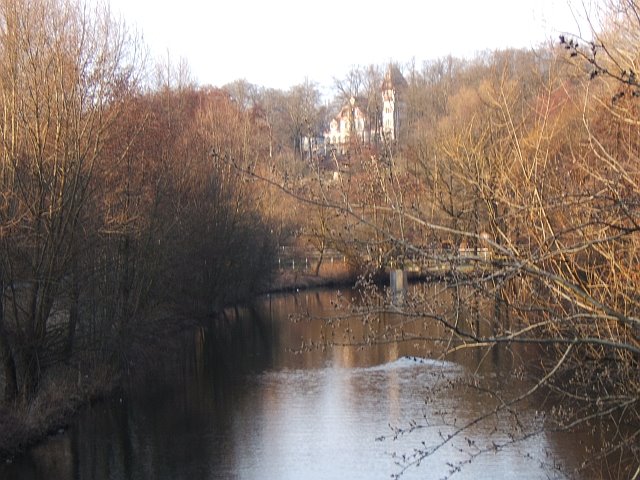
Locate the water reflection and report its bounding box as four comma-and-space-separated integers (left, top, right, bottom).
1, 288, 601, 480
231, 359, 464, 480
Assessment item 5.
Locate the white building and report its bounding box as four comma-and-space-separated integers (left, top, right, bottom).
324, 97, 368, 153
324, 65, 407, 153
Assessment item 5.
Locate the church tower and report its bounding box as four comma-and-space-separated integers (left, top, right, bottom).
381, 65, 407, 142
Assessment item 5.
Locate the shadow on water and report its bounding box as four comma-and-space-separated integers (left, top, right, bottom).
1, 302, 279, 480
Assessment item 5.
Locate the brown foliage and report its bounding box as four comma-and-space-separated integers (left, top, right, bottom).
0, 1, 278, 410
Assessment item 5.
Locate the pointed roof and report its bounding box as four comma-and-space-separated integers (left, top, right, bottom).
333, 96, 366, 121
381, 65, 408, 91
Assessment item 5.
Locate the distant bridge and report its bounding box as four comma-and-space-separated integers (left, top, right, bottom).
277, 245, 492, 277
277, 246, 346, 273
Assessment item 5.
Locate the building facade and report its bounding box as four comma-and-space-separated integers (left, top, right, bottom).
324, 65, 407, 152
324, 97, 368, 153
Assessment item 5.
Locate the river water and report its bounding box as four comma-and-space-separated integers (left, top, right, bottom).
2, 287, 603, 480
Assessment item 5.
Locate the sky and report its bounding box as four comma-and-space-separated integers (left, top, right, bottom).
103, 0, 597, 93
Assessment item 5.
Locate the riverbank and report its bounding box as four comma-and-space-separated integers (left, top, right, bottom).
0, 363, 121, 461
0, 263, 359, 462
268, 263, 357, 293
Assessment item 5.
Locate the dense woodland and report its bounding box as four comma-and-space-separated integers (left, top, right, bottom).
0, 0, 638, 477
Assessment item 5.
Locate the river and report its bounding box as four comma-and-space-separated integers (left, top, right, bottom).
1, 286, 603, 479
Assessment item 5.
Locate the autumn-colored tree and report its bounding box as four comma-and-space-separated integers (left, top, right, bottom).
387, 39, 638, 479
86, 84, 278, 357
0, 1, 279, 409
262, 31, 639, 477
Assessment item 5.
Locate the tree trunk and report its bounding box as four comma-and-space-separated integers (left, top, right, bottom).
20, 346, 39, 404
314, 241, 325, 277
1, 340, 18, 404
66, 269, 79, 359
0, 279, 18, 402
65, 278, 79, 358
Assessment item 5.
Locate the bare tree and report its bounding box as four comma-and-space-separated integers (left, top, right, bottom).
333, 66, 364, 103
223, 78, 260, 110
284, 79, 322, 160
0, 0, 142, 402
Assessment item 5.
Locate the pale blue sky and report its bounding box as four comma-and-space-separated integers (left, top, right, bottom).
104, 0, 597, 92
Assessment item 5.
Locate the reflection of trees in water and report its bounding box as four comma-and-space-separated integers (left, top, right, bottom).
2, 287, 620, 480
194, 304, 278, 381
278, 284, 629, 479
21, 306, 281, 480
